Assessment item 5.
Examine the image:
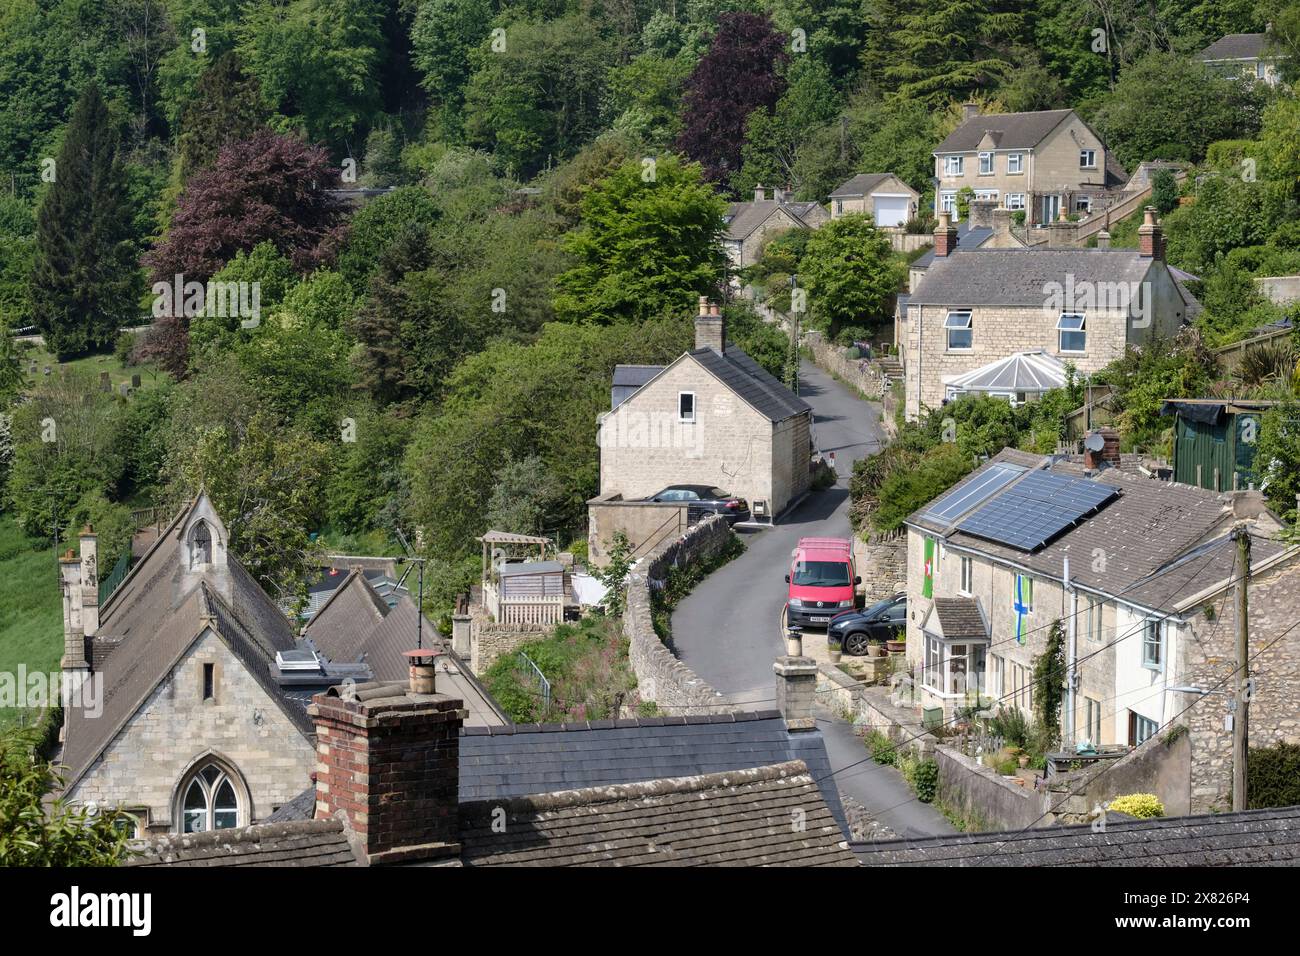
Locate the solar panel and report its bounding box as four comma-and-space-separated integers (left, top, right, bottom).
922, 463, 1027, 524
956, 471, 1119, 551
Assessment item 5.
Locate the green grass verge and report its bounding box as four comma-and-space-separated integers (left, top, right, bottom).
0, 516, 64, 728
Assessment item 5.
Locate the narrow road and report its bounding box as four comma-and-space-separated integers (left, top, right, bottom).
671, 357, 955, 837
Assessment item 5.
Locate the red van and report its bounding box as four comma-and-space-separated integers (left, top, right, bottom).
785, 537, 860, 628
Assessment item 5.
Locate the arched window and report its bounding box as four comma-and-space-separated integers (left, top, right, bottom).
180, 763, 240, 832
190, 522, 213, 569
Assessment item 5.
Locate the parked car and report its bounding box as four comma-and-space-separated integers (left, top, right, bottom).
828, 593, 907, 655
645, 485, 750, 523
785, 537, 859, 627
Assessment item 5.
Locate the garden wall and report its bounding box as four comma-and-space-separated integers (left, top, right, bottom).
804, 331, 890, 400
623, 516, 732, 715
935, 744, 1050, 831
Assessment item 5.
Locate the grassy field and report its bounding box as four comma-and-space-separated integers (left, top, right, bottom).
0, 515, 64, 728
14, 336, 163, 394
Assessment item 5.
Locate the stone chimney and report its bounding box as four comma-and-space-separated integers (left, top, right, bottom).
695, 296, 725, 353
78, 525, 99, 638
991, 208, 1015, 243
59, 547, 89, 675
1096, 229, 1111, 250
773, 654, 817, 732
753, 184, 765, 203
967, 199, 995, 230
933, 212, 958, 258
1138, 206, 1163, 260
308, 667, 466, 865
1082, 426, 1121, 471
1228, 489, 1268, 520
773, 186, 785, 203
962, 102, 980, 122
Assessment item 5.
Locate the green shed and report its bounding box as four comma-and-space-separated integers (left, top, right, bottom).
1161, 399, 1277, 492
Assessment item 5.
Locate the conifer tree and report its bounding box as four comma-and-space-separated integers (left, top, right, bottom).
30, 83, 138, 358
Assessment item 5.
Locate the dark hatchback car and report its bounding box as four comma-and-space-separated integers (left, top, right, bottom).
646, 484, 751, 523
828, 592, 907, 656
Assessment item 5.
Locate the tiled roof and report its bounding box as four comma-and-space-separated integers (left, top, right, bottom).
910, 222, 992, 270
929, 598, 987, 640
852, 805, 1300, 866
612, 364, 663, 389
935, 110, 1074, 153
1197, 33, 1271, 61
724, 199, 822, 240
909, 248, 1157, 307
460, 761, 857, 867
128, 820, 359, 867
690, 346, 812, 422
829, 173, 905, 199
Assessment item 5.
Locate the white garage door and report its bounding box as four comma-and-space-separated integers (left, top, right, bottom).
873, 196, 909, 227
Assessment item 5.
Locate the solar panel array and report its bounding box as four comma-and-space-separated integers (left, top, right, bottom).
922, 463, 1026, 524
956, 471, 1119, 552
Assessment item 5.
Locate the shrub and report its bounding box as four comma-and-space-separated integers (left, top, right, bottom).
845, 346, 860, 360
1107, 793, 1165, 819
866, 729, 896, 766
906, 757, 939, 803
114, 331, 136, 365
1248, 742, 1300, 808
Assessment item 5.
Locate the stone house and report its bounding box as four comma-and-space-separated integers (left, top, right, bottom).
597, 297, 814, 519
1197, 32, 1288, 86
827, 173, 920, 226
56, 495, 323, 836
934, 106, 1128, 226
902, 444, 1299, 815
899, 209, 1201, 420
723, 185, 829, 270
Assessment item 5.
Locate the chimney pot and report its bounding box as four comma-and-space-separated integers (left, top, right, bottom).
405, 649, 440, 695
694, 298, 725, 352
933, 212, 959, 258
1138, 206, 1163, 260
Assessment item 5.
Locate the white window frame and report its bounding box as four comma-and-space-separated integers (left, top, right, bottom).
1085, 596, 1103, 643
939, 191, 958, 219
1085, 697, 1102, 744
1142, 619, 1163, 670
945, 310, 973, 351
1079, 149, 1097, 169
978, 152, 993, 175
1007, 153, 1023, 174
1057, 312, 1086, 353
834, 199, 843, 215
678, 391, 696, 423
1004, 193, 1025, 211
944, 155, 964, 177
959, 555, 973, 595
1075, 195, 1092, 213
973, 189, 999, 202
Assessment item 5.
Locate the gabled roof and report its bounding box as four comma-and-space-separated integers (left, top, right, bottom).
829, 173, 913, 199
852, 805, 1300, 866
612, 364, 663, 389
688, 346, 812, 422
935, 110, 1074, 154
910, 221, 992, 270
908, 248, 1159, 307
128, 820, 360, 867
1197, 33, 1273, 61
946, 351, 1066, 394
460, 761, 857, 867
922, 598, 987, 641
724, 199, 822, 240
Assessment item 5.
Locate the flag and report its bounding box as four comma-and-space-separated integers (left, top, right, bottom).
922, 538, 934, 598
1013, 574, 1031, 644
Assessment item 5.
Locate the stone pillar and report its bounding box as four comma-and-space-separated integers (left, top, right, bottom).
60, 549, 89, 673
451, 613, 472, 659
774, 656, 819, 731
79, 526, 99, 638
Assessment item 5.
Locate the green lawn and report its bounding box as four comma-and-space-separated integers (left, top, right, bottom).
0, 516, 64, 728
15, 338, 163, 394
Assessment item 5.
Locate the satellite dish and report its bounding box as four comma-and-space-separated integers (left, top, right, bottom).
1084, 433, 1105, 452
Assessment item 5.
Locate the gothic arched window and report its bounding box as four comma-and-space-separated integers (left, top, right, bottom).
190, 522, 213, 569
180, 763, 240, 832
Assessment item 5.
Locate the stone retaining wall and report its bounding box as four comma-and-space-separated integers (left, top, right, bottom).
934, 744, 1050, 831
854, 530, 907, 603
624, 516, 732, 714
805, 331, 890, 400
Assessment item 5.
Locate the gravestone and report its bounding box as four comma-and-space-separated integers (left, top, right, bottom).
131, 374, 141, 388
100, 371, 111, 391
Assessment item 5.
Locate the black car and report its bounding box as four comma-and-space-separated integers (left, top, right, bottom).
646, 484, 751, 523
828, 593, 907, 656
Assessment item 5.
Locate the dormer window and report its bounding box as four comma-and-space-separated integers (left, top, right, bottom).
190, 521, 213, 569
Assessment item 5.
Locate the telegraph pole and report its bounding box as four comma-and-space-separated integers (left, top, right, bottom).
1232, 522, 1252, 811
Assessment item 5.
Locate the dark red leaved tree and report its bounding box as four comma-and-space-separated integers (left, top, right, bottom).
145, 129, 346, 284
675, 12, 789, 186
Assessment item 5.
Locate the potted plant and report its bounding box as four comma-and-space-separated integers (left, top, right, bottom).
884, 628, 906, 654
827, 632, 843, 663
866, 641, 885, 658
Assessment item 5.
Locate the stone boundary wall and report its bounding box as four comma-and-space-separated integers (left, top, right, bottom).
805, 331, 890, 401
469, 603, 550, 675
934, 744, 1049, 831
1255, 275, 1300, 307
854, 530, 907, 604
624, 516, 732, 714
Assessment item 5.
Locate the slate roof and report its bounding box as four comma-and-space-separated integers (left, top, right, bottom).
908, 248, 1156, 307
829, 173, 910, 199
909, 222, 993, 270
927, 598, 987, 640
945, 351, 1065, 394
906, 449, 1260, 614
724, 199, 823, 240
1197, 33, 1272, 61
851, 805, 1300, 866
302, 570, 507, 727
689, 346, 812, 422
460, 761, 857, 867
128, 820, 359, 867
935, 109, 1075, 154
612, 364, 663, 389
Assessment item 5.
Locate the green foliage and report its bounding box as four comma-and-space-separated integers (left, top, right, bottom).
1248, 742, 1300, 809
186, 242, 297, 354
553, 155, 725, 325
411, 0, 493, 139
0, 516, 64, 727
734, 57, 841, 195
987, 706, 1030, 749
178, 51, 267, 180
1107, 793, 1165, 819
594, 531, 634, 617
899, 754, 939, 803
873, 443, 974, 532
866, 729, 897, 765
1151, 169, 1179, 215
336, 186, 441, 294
798, 214, 901, 338
1031, 620, 1066, 752
1099, 330, 1217, 449
1255, 399, 1300, 522
0, 725, 131, 865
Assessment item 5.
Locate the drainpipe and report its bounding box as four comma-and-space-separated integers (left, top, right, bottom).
916, 306, 924, 421
1064, 555, 1077, 748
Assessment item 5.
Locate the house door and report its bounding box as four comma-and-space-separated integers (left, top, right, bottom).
1040, 194, 1061, 224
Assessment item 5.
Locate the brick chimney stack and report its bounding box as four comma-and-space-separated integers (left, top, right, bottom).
773, 654, 818, 732
1138, 206, 1163, 260
1082, 426, 1121, 471
933, 212, 958, 258
309, 672, 466, 865
695, 296, 725, 353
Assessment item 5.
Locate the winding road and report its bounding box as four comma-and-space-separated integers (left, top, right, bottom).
670, 357, 955, 837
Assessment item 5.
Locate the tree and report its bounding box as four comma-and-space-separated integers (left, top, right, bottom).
177, 51, 268, 180
677, 12, 788, 184
144, 129, 344, 284
797, 214, 900, 339
0, 726, 130, 866
553, 155, 725, 325
1255, 399, 1300, 523
410, 0, 493, 139
336, 185, 441, 293
29, 83, 138, 358
734, 57, 840, 195
876, 0, 1022, 106
1151, 168, 1179, 215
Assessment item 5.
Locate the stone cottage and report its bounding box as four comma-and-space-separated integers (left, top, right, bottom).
827, 173, 920, 226
597, 297, 813, 521
722, 185, 829, 270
